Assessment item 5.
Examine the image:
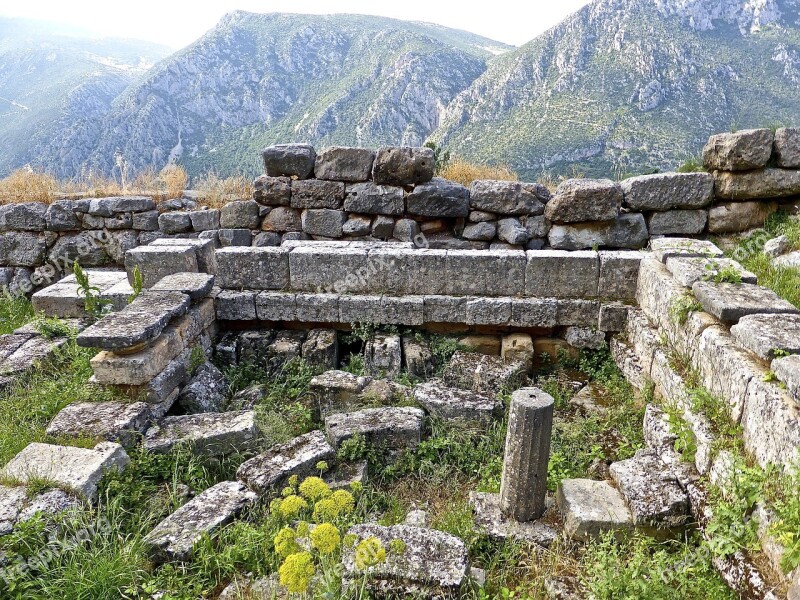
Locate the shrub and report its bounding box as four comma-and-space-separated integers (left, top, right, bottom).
0, 168, 59, 204
439, 157, 518, 187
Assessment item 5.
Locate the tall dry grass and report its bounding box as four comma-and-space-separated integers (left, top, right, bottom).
194, 172, 254, 208
439, 158, 518, 187
0, 169, 59, 205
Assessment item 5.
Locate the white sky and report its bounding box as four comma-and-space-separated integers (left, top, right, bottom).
1, 0, 594, 48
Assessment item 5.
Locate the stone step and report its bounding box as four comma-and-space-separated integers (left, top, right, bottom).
665, 256, 757, 288
76, 291, 190, 350
556, 478, 633, 541
45, 401, 151, 448
143, 411, 261, 457
649, 237, 724, 263
731, 313, 800, 360
150, 272, 215, 300
692, 281, 799, 323
31, 269, 128, 318
413, 380, 503, 425
1, 442, 129, 501
772, 355, 800, 404
144, 481, 257, 562
324, 407, 425, 451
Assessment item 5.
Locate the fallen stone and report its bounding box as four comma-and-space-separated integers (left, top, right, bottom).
0, 485, 81, 535
342, 523, 468, 596
402, 336, 434, 379
548, 214, 649, 250
406, 178, 470, 218
364, 334, 402, 378
144, 411, 261, 457
324, 407, 425, 450
413, 380, 502, 425
144, 481, 257, 562
309, 370, 372, 417
570, 384, 609, 416
775, 251, 800, 269
0, 334, 67, 377
236, 430, 335, 493
665, 256, 757, 288
323, 460, 368, 491
150, 272, 214, 300
46, 401, 151, 448
647, 209, 708, 235
544, 179, 623, 223
621, 172, 713, 211
763, 235, 792, 258
262, 144, 316, 179
469, 180, 548, 215
708, 201, 778, 233
609, 450, 689, 530
228, 384, 267, 411
643, 404, 677, 450
314, 146, 376, 182
301, 329, 338, 370
372, 147, 434, 186
649, 238, 724, 263
2, 442, 129, 501
772, 355, 800, 403
556, 479, 633, 541
731, 313, 800, 360
442, 351, 527, 395
470, 491, 558, 547
774, 127, 800, 168
692, 282, 799, 323
177, 362, 229, 414
703, 128, 773, 171
564, 327, 605, 350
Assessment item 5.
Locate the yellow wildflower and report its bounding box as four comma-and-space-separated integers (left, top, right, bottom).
331, 489, 355, 515
277, 495, 309, 519
273, 527, 299, 558
296, 521, 310, 537
299, 476, 332, 502
354, 536, 387, 570
278, 551, 315, 593
310, 522, 341, 554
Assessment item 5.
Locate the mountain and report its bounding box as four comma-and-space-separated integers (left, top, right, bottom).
431, 0, 800, 179
0, 18, 172, 178
36, 12, 511, 179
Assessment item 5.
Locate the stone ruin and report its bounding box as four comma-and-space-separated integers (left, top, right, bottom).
0, 128, 799, 598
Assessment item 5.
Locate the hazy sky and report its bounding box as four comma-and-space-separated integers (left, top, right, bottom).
1, 0, 594, 48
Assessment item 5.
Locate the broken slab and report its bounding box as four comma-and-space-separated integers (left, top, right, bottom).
143, 411, 262, 457
0, 485, 81, 535
413, 380, 503, 425
692, 282, 799, 323
309, 370, 372, 417
177, 362, 229, 414
125, 245, 199, 288
150, 272, 215, 300
342, 523, 468, 597
236, 430, 335, 494
76, 292, 190, 350
144, 481, 257, 562
556, 479, 633, 541
609, 450, 689, 531
2, 442, 129, 501
324, 407, 425, 451
470, 491, 558, 547
441, 351, 527, 395
323, 460, 368, 491
648, 238, 724, 263
772, 355, 800, 403
730, 313, 800, 361
45, 401, 151, 448
364, 334, 402, 378
665, 256, 757, 288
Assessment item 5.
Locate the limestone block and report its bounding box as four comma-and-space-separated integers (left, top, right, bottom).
665, 256, 757, 288
262, 144, 316, 179
423, 295, 467, 324
548, 214, 648, 250
647, 210, 708, 235
253, 175, 291, 206
0, 232, 46, 267
703, 128, 773, 171
372, 147, 434, 186
0, 202, 47, 231
692, 281, 798, 323
288, 246, 370, 293
773, 127, 800, 168
302, 329, 339, 370
469, 180, 548, 215
215, 290, 257, 320
406, 178, 469, 218
598, 250, 644, 300
714, 168, 800, 200
324, 407, 425, 450
465, 297, 512, 325
144, 411, 261, 456
509, 298, 558, 328
708, 201, 778, 233
295, 293, 340, 322
556, 479, 633, 541
314, 147, 376, 182
215, 247, 289, 290
731, 313, 800, 360
649, 237, 724, 263
46, 401, 151, 448
741, 377, 800, 468
526, 250, 599, 299
772, 355, 800, 404
544, 179, 623, 223
445, 249, 526, 297
291, 180, 345, 209
621, 172, 713, 211
125, 245, 198, 288
255, 292, 297, 321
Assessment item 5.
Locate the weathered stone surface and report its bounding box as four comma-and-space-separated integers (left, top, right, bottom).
564, 327, 605, 349
262, 144, 316, 179
500, 387, 554, 522
236, 430, 335, 493
508, 298, 557, 328
764, 235, 792, 258
556, 299, 601, 328
145, 481, 257, 562
0, 485, 81, 535
469, 180, 548, 215
776, 250, 800, 269
158, 212, 192, 234
295, 292, 340, 322
325, 406, 425, 450
715, 168, 800, 201
265, 330, 305, 369
649, 237, 724, 263
773, 127, 800, 168
402, 336, 434, 379
253, 175, 291, 206
413, 380, 502, 424
643, 404, 677, 451
0, 334, 67, 376
548, 214, 649, 250
501, 333, 534, 370
445, 249, 525, 296
255, 291, 297, 321
253, 231, 282, 247
741, 377, 800, 468
622, 172, 713, 211
220, 201, 260, 229
45, 200, 81, 231
215, 247, 289, 290
261, 206, 302, 232
301, 329, 338, 370
372, 147, 434, 186
290, 180, 345, 209
2, 442, 129, 501
314, 146, 376, 182
149, 238, 216, 274
598, 303, 629, 332
703, 128, 773, 171
496, 218, 529, 245
462, 221, 496, 241
92, 196, 155, 214
0, 232, 46, 267
442, 350, 527, 395
692, 282, 799, 323
309, 370, 372, 416
526, 250, 599, 299
406, 178, 470, 218
188, 209, 220, 232
125, 245, 199, 287
465, 297, 511, 325
371, 215, 395, 238
132, 210, 160, 231
363, 334, 402, 378
76, 292, 190, 350
46, 401, 151, 448
0, 202, 47, 231
665, 256, 757, 288
731, 313, 800, 360
32, 271, 127, 319
393, 218, 420, 242
544, 179, 623, 223
301, 208, 347, 237
178, 363, 229, 414
773, 354, 800, 403
647, 210, 708, 235
119, 355, 188, 405
597, 250, 644, 300
144, 411, 261, 456
470, 492, 558, 547
215, 290, 256, 320
423, 295, 467, 324
151, 272, 214, 299
237, 330, 275, 364
342, 523, 468, 596
570, 384, 609, 416
609, 450, 689, 529
342, 215, 372, 236
708, 201, 779, 234
217, 228, 250, 246
556, 479, 633, 541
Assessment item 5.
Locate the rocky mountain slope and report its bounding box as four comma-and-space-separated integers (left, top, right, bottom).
0, 19, 171, 178
431, 0, 800, 179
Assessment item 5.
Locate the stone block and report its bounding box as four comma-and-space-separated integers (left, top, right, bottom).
548, 214, 649, 250
291, 180, 345, 209
647, 209, 708, 235
364, 334, 402, 378
564, 327, 606, 349
144, 411, 261, 456
649, 237, 724, 263
295, 293, 340, 322
261, 206, 302, 232
423, 295, 467, 324
149, 238, 216, 274
636, 257, 691, 331
772, 355, 800, 403
598, 250, 644, 300
262, 144, 316, 179
442, 350, 527, 395
731, 313, 800, 360
158, 212, 192, 234
465, 297, 512, 325
373, 247, 448, 296
0, 485, 81, 536
220, 201, 260, 229
469, 180, 548, 215
151, 272, 215, 299
188, 209, 220, 231
703, 128, 773, 171
342, 215, 371, 236
132, 210, 160, 231
215, 247, 289, 290
773, 127, 800, 168
314, 146, 376, 182
236, 430, 335, 493
380, 295, 425, 325
526, 250, 599, 299
776, 251, 800, 269
715, 168, 800, 200
0, 232, 46, 267
2, 442, 129, 501
0, 202, 47, 231
401, 336, 433, 379
218, 229, 252, 247
253, 175, 291, 206
462, 222, 496, 241
598, 302, 629, 332
215, 290, 257, 320
371, 215, 395, 238
708, 201, 778, 233
144, 481, 257, 562
301, 208, 347, 237
406, 178, 470, 218
665, 256, 757, 288
338, 295, 383, 323
692, 281, 799, 323
125, 245, 198, 288
255, 292, 297, 321
45, 201, 81, 231
556, 299, 601, 327
393, 218, 420, 242
253, 231, 282, 247
509, 298, 558, 328
447, 249, 526, 297
178, 362, 228, 414
621, 172, 713, 211
372, 146, 434, 186
90, 328, 183, 386
469, 492, 558, 547
309, 370, 372, 417
544, 179, 623, 223
288, 245, 370, 293
556, 479, 633, 541
45, 401, 151, 448
302, 329, 339, 370
741, 377, 800, 468
324, 406, 425, 450
496, 218, 529, 245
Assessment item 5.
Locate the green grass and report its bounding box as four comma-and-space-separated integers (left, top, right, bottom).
0, 291, 35, 335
